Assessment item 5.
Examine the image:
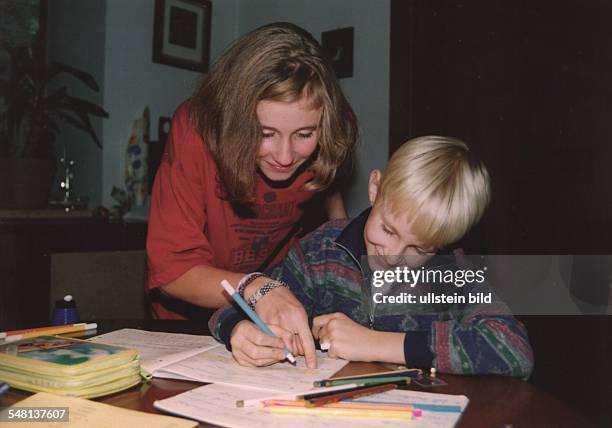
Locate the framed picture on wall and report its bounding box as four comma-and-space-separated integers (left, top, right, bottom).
152, 0, 212, 72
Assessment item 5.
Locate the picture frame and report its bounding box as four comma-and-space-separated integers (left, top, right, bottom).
321, 27, 354, 78
152, 0, 212, 72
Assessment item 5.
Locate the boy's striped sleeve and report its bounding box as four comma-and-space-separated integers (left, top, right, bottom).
430, 304, 534, 378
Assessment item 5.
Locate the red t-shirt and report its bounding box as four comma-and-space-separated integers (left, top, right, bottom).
146, 101, 316, 319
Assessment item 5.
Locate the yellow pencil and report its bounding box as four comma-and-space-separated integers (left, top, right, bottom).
260, 405, 414, 419
1, 323, 98, 342
263, 399, 415, 412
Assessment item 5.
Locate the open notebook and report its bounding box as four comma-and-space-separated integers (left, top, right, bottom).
154, 383, 469, 428
89, 328, 348, 393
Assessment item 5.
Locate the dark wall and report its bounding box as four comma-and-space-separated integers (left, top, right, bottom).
390, 1, 612, 425
390, 0, 612, 254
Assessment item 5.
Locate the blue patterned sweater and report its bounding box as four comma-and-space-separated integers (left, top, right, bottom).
209, 209, 534, 377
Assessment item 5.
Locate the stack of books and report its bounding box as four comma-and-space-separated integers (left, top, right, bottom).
0, 336, 141, 398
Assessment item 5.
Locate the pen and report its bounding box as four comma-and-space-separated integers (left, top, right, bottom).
220, 279, 296, 364
0, 382, 9, 395
1, 323, 98, 342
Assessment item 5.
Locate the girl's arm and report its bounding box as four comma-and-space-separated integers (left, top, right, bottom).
325, 191, 348, 219
161, 265, 243, 308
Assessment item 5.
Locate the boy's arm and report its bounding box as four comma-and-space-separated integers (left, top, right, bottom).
208, 304, 247, 349
357, 302, 533, 377
428, 302, 534, 378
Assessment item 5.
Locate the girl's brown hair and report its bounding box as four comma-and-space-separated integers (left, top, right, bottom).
190, 22, 358, 204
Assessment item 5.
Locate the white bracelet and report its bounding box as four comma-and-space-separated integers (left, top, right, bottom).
236, 272, 264, 298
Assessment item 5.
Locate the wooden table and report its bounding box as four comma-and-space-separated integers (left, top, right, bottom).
0, 320, 597, 427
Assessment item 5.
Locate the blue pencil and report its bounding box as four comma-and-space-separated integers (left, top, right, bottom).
220, 280, 296, 364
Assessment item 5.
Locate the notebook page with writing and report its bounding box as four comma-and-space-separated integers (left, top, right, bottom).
154, 383, 469, 428
88, 329, 221, 373
155, 346, 348, 393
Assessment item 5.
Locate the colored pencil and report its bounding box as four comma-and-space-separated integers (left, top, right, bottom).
220, 280, 295, 363
260, 405, 414, 420
352, 400, 462, 413
1, 323, 98, 342
236, 383, 361, 407
319, 375, 411, 387
306, 383, 397, 407
263, 399, 421, 414
313, 368, 421, 386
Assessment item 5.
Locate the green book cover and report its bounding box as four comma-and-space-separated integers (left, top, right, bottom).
0, 336, 138, 376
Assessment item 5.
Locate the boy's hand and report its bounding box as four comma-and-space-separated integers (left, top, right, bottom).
312, 313, 378, 362
230, 320, 295, 367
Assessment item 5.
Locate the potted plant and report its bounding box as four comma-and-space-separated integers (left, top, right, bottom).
0, 32, 108, 208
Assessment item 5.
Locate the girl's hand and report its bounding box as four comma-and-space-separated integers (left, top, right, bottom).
245, 279, 317, 368
312, 312, 379, 362
230, 320, 295, 367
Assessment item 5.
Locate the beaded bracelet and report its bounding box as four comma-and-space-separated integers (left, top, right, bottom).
247, 280, 289, 310
236, 272, 265, 298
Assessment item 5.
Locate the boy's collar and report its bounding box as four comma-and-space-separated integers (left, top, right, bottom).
335, 207, 370, 263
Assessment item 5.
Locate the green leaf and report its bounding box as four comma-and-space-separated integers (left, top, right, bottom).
56, 111, 102, 149
42, 86, 68, 110
46, 61, 99, 91
62, 95, 109, 118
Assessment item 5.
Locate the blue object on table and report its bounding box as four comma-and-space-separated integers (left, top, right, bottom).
51, 294, 80, 325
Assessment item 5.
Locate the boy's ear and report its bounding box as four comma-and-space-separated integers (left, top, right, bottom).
368, 170, 381, 206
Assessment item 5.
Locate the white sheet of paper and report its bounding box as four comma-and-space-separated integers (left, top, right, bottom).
88, 329, 221, 373
155, 346, 348, 393
6, 392, 197, 428
154, 383, 469, 428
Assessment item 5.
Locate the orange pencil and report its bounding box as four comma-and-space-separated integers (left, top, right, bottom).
0, 323, 97, 342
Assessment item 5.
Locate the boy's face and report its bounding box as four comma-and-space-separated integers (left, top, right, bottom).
364, 170, 436, 268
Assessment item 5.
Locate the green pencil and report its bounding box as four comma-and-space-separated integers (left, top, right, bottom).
320, 376, 412, 387
314, 368, 421, 387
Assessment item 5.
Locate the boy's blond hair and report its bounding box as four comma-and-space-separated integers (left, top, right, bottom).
378, 136, 490, 248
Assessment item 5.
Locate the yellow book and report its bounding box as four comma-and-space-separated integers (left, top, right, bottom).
0, 336, 141, 398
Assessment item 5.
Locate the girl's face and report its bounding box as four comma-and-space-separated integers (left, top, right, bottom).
256, 96, 322, 182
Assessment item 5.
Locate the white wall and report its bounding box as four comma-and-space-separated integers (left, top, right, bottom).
238, 0, 390, 215
47, 0, 389, 214
100, 0, 239, 208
